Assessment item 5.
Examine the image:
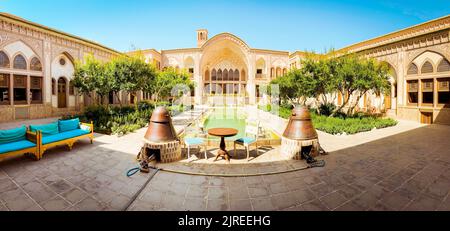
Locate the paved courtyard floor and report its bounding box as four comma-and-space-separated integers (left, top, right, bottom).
0, 118, 449, 211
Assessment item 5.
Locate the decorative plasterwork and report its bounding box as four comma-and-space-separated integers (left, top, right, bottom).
0, 31, 43, 58
202, 33, 251, 52
341, 15, 450, 53
0, 16, 117, 60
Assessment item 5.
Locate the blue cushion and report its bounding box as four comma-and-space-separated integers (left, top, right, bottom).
0, 125, 27, 144
0, 140, 36, 154
30, 122, 59, 137
42, 129, 90, 145
235, 137, 256, 144
184, 138, 205, 146
59, 118, 80, 132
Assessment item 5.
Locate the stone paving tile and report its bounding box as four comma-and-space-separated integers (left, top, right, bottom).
229, 199, 252, 211
301, 199, 330, 211
41, 196, 71, 211
72, 197, 106, 211
320, 191, 348, 210
310, 182, 335, 197
250, 197, 276, 211
380, 190, 412, 210
61, 188, 88, 205
403, 194, 442, 211
268, 182, 291, 194
248, 185, 270, 198
183, 198, 207, 211
271, 191, 300, 210
22, 180, 56, 204
335, 200, 366, 211
207, 199, 229, 211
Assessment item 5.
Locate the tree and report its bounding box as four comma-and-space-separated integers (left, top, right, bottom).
151, 67, 193, 103
331, 54, 390, 116
73, 54, 111, 105
109, 54, 157, 106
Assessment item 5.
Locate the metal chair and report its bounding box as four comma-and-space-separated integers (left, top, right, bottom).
234, 120, 260, 161
183, 121, 208, 160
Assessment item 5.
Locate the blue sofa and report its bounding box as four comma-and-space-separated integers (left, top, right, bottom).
30, 118, 94, 159
0, 125, 40, 160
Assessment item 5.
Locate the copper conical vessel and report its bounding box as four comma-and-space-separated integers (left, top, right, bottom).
144, 106, 178, 143
283, 107, 318, 140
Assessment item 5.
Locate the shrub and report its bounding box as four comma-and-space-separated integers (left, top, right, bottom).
259, 104, 398, 135
318, 103, 336, 116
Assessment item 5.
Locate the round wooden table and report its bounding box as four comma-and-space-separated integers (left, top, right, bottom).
208, 128, 239, 162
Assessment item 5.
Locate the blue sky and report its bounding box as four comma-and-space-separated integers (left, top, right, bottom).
1, 0, 449, 53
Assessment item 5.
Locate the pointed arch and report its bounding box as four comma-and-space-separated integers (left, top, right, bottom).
407, 63, 418, 75
204, 69, 210, 81
437, 58, 450, 72
223, 69, 228, 81
421, 60, 434, 74
13, 54, 27, 70
217, 69, 223, 81
211, 69, 217, 81
0, 51, 9, 68
30, 57, 42, 71
234, 69, 239, 81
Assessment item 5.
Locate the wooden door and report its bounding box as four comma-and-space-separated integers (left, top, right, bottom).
420, 112, 433, 124
384, 94, 391, 110
58, 77, 67, 108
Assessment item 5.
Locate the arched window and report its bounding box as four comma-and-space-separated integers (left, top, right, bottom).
217, 69, 222, 81
211, 69, 217, 81
228, 69, 233, 81
30, 57, 42, 71
0, 51, 9, 68
241, 70, 246, 81
421, 61, 434, 74
407, 63, 418, 75
437, 58, 450, 72
276, 67, 282, 77
13, 54, 27, 70
270, 68, 274, 78
283, 68, 287, 76
204, 70, 210, 81
234, 69, 239, 81
69, 81, 75, 95
52, 78, 56, 95
223, 69, 228, 81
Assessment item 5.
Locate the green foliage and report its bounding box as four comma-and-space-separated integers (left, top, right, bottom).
73, 54, 112, 103
318, 103, 336, 117
73, 54, 157, 106
270, 52, 391, 116
151, 67, 193, 102
109, 54, 157, 105
259, 104, 397, 135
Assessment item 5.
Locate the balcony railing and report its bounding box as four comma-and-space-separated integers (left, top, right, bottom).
255, 74, 267, 79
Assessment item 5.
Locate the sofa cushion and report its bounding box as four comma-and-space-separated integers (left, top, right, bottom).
0, 125, 27, 144
42, 129, 90, 145
0, 140, 36, 154
59, 118, 80, 132
30, 122, 59, 137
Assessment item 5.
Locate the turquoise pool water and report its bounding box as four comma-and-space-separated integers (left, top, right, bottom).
203, 108, 247, 140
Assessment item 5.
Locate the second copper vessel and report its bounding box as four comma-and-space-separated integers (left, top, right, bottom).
144, 106, 178, 143
282, 106, 318, 140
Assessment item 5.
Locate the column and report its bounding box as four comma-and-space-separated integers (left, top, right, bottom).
194, 56, 202, 105
27, 75, 30, 105
391, 82, 397, 109
9, 73, 13, 106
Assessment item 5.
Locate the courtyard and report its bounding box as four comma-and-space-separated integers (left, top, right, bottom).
1, 111, 449, 211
